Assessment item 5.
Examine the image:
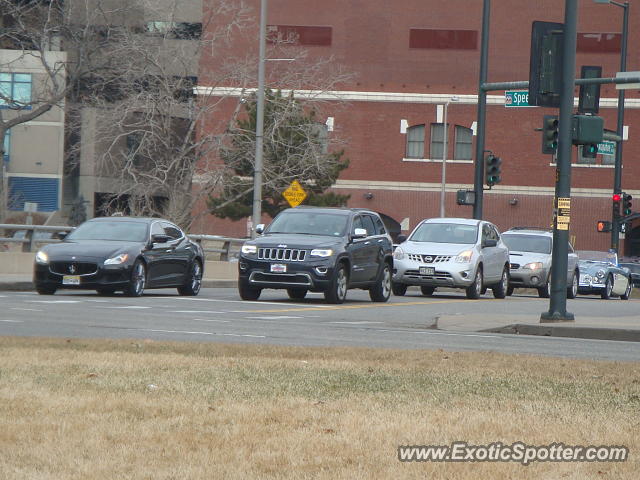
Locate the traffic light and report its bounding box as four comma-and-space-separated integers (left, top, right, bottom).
597, 220, 612, 233
485, 154, 502, 187
542, 115, 559, 154
583, 143, 598, 159
623, 192, 633, 216
529, 21, 564, 107
613, 193, 621, 218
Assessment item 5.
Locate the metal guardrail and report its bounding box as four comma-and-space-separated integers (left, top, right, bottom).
0, 224, 247, 260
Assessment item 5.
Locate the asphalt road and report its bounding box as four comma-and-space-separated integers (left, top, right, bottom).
1, 287, 640, 362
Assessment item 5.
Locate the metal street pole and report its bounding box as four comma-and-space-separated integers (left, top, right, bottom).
251, 0, 267, 239
440, 101, 448, 218
473, 0, 490, 220
541, 0, 577, 322
610, 1, 629, 253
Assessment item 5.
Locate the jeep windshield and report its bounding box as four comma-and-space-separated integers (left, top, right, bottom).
502, 234, 551, 254
267, 212, 348, 236
409, 223, 478, 244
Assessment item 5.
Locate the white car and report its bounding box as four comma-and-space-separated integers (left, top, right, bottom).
392, 218, 510, 299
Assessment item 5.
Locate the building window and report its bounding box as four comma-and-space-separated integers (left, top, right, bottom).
454, 125, 473, 160
3, 129, 9, 162
145, 22, 202, 40
577, 33, 620, 53
311, 123, 329, 154
409, 29, 477, 50
0, 73, 32, 107
126, 132, 146, 167
267, 25, 332, 46
405, 124, 425, 159
430, 123, 448, 159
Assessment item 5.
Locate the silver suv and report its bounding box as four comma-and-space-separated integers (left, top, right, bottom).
392, 218, 510, 299
501, 227, 579, 298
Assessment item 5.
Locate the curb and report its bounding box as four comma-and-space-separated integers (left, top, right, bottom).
484, 324, 640, 343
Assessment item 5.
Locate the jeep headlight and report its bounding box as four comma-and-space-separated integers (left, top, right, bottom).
105, 253, 129, 265
35, 250, 49, 265
310, 248, 333, 257
393, 246, 405, 260
455, 249, 473, 263
241, 244, 257, 255
523, 262, 543, 270
596, 269, 606, 279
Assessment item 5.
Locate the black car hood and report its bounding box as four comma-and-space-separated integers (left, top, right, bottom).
254, 234, 340, 249
43, 240, 142, 261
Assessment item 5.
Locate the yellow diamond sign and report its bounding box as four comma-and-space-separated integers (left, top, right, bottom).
283, 180, 307, 207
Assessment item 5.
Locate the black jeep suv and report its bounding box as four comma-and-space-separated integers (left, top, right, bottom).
238, 207, 394, 304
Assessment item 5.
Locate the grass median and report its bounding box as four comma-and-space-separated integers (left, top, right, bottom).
1, 337, 638, 479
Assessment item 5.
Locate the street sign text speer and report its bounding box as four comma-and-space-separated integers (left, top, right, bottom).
283, 180, 307, 207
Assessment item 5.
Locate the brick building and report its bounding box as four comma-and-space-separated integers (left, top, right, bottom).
197, 0, 640, 254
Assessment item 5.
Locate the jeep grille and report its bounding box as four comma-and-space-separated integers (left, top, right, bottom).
258, 248, 307, 261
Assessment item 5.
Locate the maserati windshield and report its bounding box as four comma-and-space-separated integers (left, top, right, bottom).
66, 221, 149, 242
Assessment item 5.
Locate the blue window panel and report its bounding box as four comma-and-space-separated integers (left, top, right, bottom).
8, 177, 59, 212
0, 72, 32, 108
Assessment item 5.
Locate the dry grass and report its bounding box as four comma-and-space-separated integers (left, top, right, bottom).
0, 337, 639, 479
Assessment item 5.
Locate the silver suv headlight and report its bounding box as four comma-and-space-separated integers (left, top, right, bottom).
393, 246, 405, 260
455, 249, 473, 263
523, 262, 544, 270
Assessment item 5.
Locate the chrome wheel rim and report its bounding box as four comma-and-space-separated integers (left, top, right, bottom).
475, 271, 482, 297
501, 270, 508, 292
191, 262, 202, 293
382, 267, 391, 298
133, 263, 145, 295
606, 278, 613, 296
571, 276, 578, 297
337, 269, 347, 300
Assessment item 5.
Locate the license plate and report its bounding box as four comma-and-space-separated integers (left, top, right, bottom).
63, 275, 80, 285
419, 266, 435, 275
270, 264, 287, 273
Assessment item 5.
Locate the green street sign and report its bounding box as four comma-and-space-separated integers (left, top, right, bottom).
597, 140, 616, 156
505, 90, 534, 107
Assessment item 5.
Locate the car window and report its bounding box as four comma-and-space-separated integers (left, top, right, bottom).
373, 216, 386, 235
361, 215, 376, 236
352, 216, 364, 234
162, 222, 183, 240
67, 221, 148, 242
502, 234, 552, 254
410, 223, 477, 244
268, 212, 347, 236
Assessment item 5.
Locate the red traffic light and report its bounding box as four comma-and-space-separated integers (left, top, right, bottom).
597, 220, 612, 233
612, 194, 622, 202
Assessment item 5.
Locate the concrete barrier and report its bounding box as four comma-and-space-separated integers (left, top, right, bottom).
0, 252, 238, 281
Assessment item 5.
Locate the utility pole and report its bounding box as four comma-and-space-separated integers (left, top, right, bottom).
541, 0, 577, 322
251, 0, 267, 239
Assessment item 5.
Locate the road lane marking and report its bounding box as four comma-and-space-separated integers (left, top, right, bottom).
28, 300, 82, 304
141, 328, 265, 338
330, 321, 383, 325
10, 308, 44, 312
376, 328, 502, 339
171, 297, 335, 307
98, 306, 151, 309
241, 298, 475, 313
171, 310, 227, 314
190, 318, 230, 323
246, 316, 304, 320
0, 319, 23, 323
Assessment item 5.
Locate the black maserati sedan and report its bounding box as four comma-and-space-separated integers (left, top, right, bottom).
33, 217, 204, 296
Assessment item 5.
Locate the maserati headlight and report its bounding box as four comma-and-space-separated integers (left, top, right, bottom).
310, 248, 333, 257
455, 249, 473, 263
523, 262, 544, 270
35, 250, 49, 265
104, 253, 129, 265
393, 246, 405, 260
241, 244, 257, 254
596, 269, 606, 279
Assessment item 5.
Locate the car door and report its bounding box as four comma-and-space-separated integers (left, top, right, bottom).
161, 222, 191, 285
144, 221, 175, 287
480, 223, 501, 283
348, 215, 377, 284
361, 214, 383, 282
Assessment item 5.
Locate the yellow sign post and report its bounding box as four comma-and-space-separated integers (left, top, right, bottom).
282, 180, 307, 207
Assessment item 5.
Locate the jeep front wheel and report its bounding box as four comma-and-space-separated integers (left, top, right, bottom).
325, 264, 348, 304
